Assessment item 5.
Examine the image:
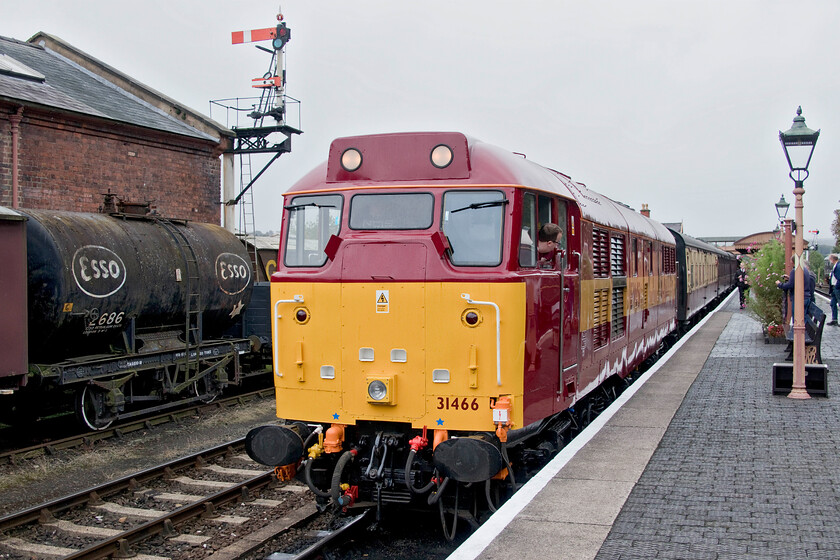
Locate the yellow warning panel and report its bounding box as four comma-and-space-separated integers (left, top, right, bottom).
376, 289, 389, 313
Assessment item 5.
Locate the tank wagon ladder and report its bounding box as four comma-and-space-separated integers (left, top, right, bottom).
154, 219, 202, 378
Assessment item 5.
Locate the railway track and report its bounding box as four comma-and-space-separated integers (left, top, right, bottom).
0, 388, 275, 466
0, 438, 320, 560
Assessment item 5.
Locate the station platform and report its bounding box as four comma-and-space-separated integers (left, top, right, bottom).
449, 291, 840, 560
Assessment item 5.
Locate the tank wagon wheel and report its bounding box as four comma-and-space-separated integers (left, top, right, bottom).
193, 374, 222, 404
75, 385, 116, 431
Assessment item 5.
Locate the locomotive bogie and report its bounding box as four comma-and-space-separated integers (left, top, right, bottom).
271, 281, 526, 431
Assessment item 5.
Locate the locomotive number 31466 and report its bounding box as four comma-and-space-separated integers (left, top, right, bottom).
436, 397, 480, 410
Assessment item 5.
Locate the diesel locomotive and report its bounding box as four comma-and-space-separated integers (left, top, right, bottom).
241, 131, 735, 530
0, 197, 272, 430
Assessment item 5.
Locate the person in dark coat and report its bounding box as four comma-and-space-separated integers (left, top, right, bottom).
776, 258, 816, 324
828, 254, 840, 326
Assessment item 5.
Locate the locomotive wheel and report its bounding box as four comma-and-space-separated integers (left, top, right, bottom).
193, 374, 222, 403
75, 386, 116, 431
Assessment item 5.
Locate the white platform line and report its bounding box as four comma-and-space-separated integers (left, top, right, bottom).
447, 290, 736, 560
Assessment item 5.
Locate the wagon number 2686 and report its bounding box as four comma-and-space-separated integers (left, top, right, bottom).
436, 397, 480, 410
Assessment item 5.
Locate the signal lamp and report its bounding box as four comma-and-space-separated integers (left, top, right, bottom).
272, 23, 291, 49
367, 380, 387, 401
341, 148, 363, 172
430, 144, 453, 168
294, 308, 309, 324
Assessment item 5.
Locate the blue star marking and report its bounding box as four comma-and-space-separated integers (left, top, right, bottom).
436, 418, 444, 426
333, 413, 340, 420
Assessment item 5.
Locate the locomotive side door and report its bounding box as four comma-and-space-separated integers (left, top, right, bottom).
559, 204, 579, 409
520, 194, 581, 418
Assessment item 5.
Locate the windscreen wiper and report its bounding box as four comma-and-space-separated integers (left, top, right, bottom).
283, 203, 337, 211
450, 199, 509, 213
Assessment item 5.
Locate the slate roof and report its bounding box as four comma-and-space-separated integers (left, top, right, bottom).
0, 35, 217, 142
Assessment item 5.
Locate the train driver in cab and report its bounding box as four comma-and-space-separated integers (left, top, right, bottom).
537, 222, 563, 268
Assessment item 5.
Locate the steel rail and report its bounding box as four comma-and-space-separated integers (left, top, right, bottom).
0, 438, 246, 533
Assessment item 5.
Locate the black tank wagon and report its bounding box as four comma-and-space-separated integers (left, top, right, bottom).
1, 201, 270, 429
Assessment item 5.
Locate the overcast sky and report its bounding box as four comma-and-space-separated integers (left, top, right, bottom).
5, 1, 840, 242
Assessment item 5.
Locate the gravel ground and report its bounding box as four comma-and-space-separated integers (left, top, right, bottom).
0, 399, 281, 518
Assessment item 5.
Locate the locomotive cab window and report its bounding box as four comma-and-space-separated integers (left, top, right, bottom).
520, 194, 567, 269
284, 194, 343, 267
443, 190, 506, 267
349, 192, 434, 230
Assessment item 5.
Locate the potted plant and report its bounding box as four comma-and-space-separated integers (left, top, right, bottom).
744, 241, 786, 340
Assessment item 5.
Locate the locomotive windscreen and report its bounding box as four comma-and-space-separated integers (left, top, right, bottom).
443, 190, 507, 266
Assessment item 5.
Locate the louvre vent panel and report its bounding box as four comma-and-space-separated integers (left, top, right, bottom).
611, 287, 625, 339
593, 287, 610, 348
593, 229, 610, 278
611, 236, 625, 277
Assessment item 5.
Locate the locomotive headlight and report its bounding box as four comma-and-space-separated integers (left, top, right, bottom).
366, 376, 395, 404
430, 144, 453, 168
368, 380, 387, 401
341, 148, 363, 172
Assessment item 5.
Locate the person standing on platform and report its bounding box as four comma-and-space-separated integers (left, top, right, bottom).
776, 256, 816, 323
828, 254, 840, 326
737, 262, 750, 309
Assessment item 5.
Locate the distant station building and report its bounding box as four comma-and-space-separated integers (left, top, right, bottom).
0, 33, 233, 223
698, 232, 776, 255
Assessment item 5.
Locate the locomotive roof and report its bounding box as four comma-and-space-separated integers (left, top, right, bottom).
286, 132, 674, 244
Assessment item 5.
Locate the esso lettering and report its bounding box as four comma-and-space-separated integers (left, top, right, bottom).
81, 257, 121, 281
215, 253, 251, 295
71, 246, 127, 298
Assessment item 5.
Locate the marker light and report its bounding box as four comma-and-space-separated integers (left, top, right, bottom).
295, 308, 309, 324
462, 308, 481, 327
368, 380, 388, 401
341, 148, 363, 172
430, 144, 453, 168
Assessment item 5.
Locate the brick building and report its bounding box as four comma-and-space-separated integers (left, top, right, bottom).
0, 33, 233, 224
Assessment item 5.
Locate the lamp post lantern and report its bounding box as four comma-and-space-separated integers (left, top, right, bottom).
775, 194, 794, 325
779, 106, 820, 400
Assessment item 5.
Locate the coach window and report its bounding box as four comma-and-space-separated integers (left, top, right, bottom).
284, 194, 343, 267
443, 190, 507, 266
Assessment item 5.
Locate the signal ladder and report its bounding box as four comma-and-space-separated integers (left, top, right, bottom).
238, 153, 259, 267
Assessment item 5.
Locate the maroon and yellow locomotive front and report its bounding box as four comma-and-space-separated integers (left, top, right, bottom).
246, 132, 678, 514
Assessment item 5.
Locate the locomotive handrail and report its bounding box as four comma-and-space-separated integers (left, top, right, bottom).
274, 295, 304, 376
461, 293, 501, 386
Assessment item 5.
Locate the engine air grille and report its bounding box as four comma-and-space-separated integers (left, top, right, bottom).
593, 287, 610, 348
592, 228, 609, 278
611, 287, 625, 339
611, 235, 625, 277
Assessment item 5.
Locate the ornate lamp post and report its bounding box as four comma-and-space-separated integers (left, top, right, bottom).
775, 194, 793, 325
779, 106, 820, 400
